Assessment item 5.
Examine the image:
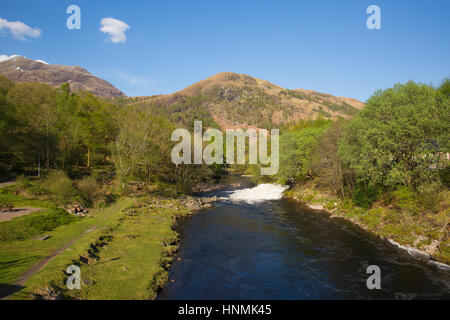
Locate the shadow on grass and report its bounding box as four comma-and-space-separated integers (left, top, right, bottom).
0, 283, 25, 299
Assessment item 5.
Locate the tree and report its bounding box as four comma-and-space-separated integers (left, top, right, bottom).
111, 105, 176, 189
277, 120, 330, 183
8, 83, 58, 169
439, 77, 450, 98
311, 119, 353, 197
338, 81, 449, 191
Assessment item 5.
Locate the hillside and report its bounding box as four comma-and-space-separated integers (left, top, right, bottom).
0, 56, 125, 98
131, 72, 365, 129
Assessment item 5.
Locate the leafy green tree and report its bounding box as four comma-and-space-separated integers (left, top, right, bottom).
311, 119, 353, 197
112, 105, 176, 189
277, 120, 329, 183
439, 77, 450, 97
8, 82, 58, 169
338, 81, 449, 192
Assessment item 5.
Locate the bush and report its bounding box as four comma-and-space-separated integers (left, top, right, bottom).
417, 181, 443, 212
77, 176, 99, 206
390, 186, 418, 215
27, 183, 50, 197
440, 166, 450, 188
0, 208, 75, 241
16, 174, 32, 189
46, 171, 79, 204
352, 183, 378, 209
0, 198, 14, 211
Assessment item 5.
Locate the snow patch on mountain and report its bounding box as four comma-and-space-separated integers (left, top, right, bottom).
0, 54, 48, 64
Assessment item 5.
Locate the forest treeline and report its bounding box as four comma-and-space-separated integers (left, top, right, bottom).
0, 76, 221, 198
1, 74, 449, 209
261, 79, 449, 211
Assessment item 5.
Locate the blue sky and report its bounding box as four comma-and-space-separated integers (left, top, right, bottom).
0, 0, 449, 101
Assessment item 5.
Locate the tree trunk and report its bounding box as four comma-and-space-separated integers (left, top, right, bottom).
87, 145, 90, 168
176, 165, 179, 197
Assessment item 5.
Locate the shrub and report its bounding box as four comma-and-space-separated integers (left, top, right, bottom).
27, 183, 50, 197
440, 166, 450, 188
77, 176, 99, 206
390, 186, 418, 215
46, 171, 79, 204
416, 181, 443, 212
0, 208, 75, 241
0, 198, 14, 211
16, 174, 32, 189
352, 183, 378, 209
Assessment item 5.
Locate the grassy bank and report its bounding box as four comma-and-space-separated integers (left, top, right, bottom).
1, 185, 196, 299
284, 182, 450, 265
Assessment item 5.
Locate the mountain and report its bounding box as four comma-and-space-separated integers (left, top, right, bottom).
0, 56, 125, 98
130, 72, 364, 129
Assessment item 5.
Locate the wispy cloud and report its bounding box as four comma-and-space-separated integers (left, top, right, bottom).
100, 17, 129, 43
0, 17, 41, 41
114, 71, 152, 86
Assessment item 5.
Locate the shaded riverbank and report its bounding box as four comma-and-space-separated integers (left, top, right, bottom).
285, 183, 450, 267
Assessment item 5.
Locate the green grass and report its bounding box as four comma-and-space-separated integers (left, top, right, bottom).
6, 197, 192, 300
0, 198, 130, 292
0, 193, 77, 241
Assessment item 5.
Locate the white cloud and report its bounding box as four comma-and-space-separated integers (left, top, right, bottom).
100, 17, 129, 43
115, 71, 152, 86
0, 17, 41, 41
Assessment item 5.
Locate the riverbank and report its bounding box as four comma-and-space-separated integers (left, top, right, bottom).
284, 182, 450, 268
1, 192, 216, 300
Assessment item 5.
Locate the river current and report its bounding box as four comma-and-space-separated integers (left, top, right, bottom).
159, 180, 450, 299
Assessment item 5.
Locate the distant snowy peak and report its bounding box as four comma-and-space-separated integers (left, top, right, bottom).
0, 55, 126, 98
0, 54, 48, 65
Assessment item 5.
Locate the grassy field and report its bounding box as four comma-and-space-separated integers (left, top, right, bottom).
0, 186, 193, 300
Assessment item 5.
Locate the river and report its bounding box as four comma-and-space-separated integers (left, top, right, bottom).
159, 178, 450, 299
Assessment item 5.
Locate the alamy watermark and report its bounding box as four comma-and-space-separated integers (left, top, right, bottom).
66, 5, 81, 30
366, 265, 381, 290
171, 121, 279, 175
66, 265, 81, 290
366, 5, 381, 30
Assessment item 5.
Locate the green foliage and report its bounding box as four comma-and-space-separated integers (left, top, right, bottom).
0, 198, 14, 211
416, 181, 443, 211
352, 182, 378, 209
440, 166, 450, 188
322, 101, 359, 116
46, 171, 79, 204
339, 81, 449, 191
390, 186, 418, 214
277, 120, 330, 183
16, 175, 32, 189
0, 208, 76, 241
311, 119, 353, 197
439, 77, 450, 97
111, 105, 177, 186
77, 176, 99, 206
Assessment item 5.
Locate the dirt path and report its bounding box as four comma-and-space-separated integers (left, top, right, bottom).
0, 207, 42, 222
1, 226, 97, 300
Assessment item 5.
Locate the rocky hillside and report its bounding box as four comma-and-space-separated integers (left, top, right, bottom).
0, 56, 125, 98
131, 72, 364, 129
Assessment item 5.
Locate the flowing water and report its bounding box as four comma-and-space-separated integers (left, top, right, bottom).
159, 178, 450, 300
